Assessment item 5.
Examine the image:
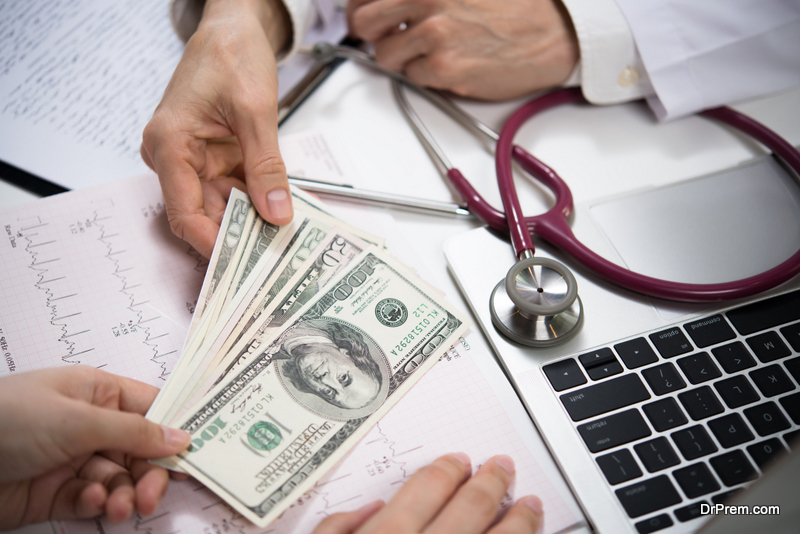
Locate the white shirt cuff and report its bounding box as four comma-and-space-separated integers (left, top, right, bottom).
560, 0, 653, 105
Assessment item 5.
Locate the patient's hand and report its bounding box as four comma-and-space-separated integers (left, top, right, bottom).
312, 453, 544, 533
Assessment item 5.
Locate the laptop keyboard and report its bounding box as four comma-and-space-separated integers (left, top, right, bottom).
543, 289, 800, 533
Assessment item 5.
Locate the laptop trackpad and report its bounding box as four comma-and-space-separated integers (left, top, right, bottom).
589, 155, 800, 287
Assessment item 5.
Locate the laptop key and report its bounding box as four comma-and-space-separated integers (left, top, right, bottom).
711, 342, 756, 373
579, 348, 615, 368
675, 501, 709, 522
749, 365, 795, 397
707, 413, 754, 448
635, 513, 673, 534
714, 375, 759, 409
649, 327, 693, 358
560, 373, 650, 421
578, 348, 624, 381
709, 450, 758, 487
779, 392, 800, 424
780, 322, 800, 351
642, 363, 686, 396
673, 462, 720, 499
726, 289, 800, 335
677, 352, 721, 384
634, 437, 680, 472
596, 449, 642, 485
643, 397, 688, 432
615, 475, 682, 518
577, 409, 652, 453
684, 314, 735, 348
746, 331, 791, 363
746, 438, 787, 469
615, 337, 659, 369
743, 401, 791, 436
678, 386, 724, 420
672, 425, 718, 460
543, 358, 586, 392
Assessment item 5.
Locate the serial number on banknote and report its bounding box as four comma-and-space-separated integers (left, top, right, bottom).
391, 305, 440, 356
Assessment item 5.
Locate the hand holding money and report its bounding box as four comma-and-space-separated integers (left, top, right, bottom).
0, 367, 190, 530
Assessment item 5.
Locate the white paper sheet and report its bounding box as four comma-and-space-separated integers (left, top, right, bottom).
0, 0, 347, 191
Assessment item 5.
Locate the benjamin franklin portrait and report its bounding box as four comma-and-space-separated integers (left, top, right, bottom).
274, 318, 390, 420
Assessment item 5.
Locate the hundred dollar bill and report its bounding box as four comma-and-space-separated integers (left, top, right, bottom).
165, 228, 370, 426
155, 210, 338, 425
203, 207, 381, 376
168, 247, 470, 527
157, 215, 354, 427
148, 213, 310, 425
211, 203, 383, 375
151, 188, 385, 426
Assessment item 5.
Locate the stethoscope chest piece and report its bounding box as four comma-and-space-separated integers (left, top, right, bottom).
490, 257, 583, 347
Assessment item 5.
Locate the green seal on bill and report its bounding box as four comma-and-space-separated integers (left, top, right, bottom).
246, 421, 282, 451
375, 298, 408, 327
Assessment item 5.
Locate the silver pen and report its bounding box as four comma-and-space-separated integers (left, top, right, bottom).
288, 176, 472, 217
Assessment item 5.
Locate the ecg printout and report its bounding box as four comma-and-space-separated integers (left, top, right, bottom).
1, 175, 584, 533
0, 174, 207, 384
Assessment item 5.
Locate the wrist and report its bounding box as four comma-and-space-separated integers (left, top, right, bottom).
202, 0, 291, 55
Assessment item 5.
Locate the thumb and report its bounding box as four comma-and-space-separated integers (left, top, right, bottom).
234, 99, 293, 226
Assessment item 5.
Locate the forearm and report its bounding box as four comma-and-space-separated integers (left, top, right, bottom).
171, 0, 317, 63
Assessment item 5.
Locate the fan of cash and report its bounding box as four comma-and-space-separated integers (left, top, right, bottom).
147, 187, 470, 527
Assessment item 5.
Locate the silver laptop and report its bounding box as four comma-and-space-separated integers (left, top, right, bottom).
445, 154, 800, 533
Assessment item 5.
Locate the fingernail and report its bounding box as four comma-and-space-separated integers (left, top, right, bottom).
495, 454, 515, 475
162, 426, 191, 448
267, 188, 292, 221
523, 495, 544, 516
451, 452, 472, 467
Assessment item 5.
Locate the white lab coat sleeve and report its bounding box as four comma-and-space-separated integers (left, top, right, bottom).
169, 0, 317, 64
560, 0, 654, 106
612, 0, 800, 120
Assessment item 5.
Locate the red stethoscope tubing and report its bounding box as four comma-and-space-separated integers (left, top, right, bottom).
450, 88, 800, 303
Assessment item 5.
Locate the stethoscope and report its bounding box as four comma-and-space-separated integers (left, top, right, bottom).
311, 43, 800, 347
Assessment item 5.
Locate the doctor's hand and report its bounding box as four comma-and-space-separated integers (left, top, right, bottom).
141, 0, 293, 258
347, 0, 579, 100
0, 367, 191, 530
312, 454, 544, 534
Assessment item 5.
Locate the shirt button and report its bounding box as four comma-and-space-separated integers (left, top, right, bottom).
618, 66, 640, 87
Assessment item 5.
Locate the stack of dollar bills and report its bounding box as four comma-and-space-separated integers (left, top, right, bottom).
147, 187, 470, 527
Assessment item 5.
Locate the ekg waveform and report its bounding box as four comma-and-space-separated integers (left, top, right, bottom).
94, 210, 177, 380
20, 216, 96, 365
16, 206, 183, 379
